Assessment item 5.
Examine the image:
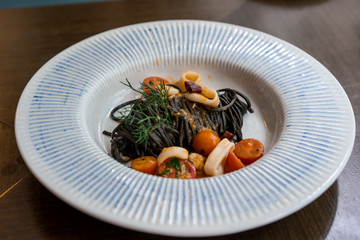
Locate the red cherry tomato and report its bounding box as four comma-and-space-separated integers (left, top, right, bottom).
192, 129, 220, 157
142, 77, 169, 94
234, 138, 264, 165
225, 151, 245, 173
157, 158, 196, 179
131, 156, 157, 175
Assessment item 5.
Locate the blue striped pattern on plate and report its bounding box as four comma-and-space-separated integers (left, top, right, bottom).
15, 20, 355, 237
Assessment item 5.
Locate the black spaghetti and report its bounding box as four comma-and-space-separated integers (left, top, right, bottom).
103, 75, 253, 165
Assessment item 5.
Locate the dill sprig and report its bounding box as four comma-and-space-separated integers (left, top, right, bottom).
117, 79, 172, 149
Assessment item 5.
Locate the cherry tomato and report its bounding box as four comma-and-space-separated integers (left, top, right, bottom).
157, 158, 196, 179
192, 129, 220, 157
131, 156, 157, 175
234, 138, 264, 165
225, 151, 245, 173
142, 77, 169, 94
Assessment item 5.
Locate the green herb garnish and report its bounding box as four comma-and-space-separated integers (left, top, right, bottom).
171, 157, 181, 171
116, 79, 172, 150
159, 169, 171, 176
165, 157, 181, 171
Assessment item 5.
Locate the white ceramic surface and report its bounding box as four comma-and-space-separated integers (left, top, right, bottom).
15, 20, 355, 237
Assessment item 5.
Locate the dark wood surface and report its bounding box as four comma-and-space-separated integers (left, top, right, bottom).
1, 0, 359, 239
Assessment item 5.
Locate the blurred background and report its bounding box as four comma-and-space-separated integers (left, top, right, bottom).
0, 0, 112, 9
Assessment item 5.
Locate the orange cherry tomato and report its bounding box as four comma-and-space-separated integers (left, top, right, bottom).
131, 156, 157, 175
142, 77, 169, 94
192, 129, 220, 157
234, 138, 264, 165
157, 158, 196, 179
225, 151, 245, 173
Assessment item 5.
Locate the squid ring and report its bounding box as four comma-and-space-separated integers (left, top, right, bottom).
157, 146, 189, 166
204, 138, 235, 176
183, 88, 219, 107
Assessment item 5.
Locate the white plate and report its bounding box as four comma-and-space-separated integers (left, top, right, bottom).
15, 20, 355, 237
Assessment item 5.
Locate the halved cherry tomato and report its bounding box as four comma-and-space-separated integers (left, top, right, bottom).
225, 151, 245, 173
192, 129, 220, 157
142, 77, 169, 94
234, 138, 264, 165
131, 156, 157, 175
157, 158, 196, 179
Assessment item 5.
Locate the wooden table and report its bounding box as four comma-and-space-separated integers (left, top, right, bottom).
1, 0, 359, 239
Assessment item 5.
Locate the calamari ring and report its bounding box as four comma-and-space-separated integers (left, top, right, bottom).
157, 146, 189, 166
204, 138, 235, 176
